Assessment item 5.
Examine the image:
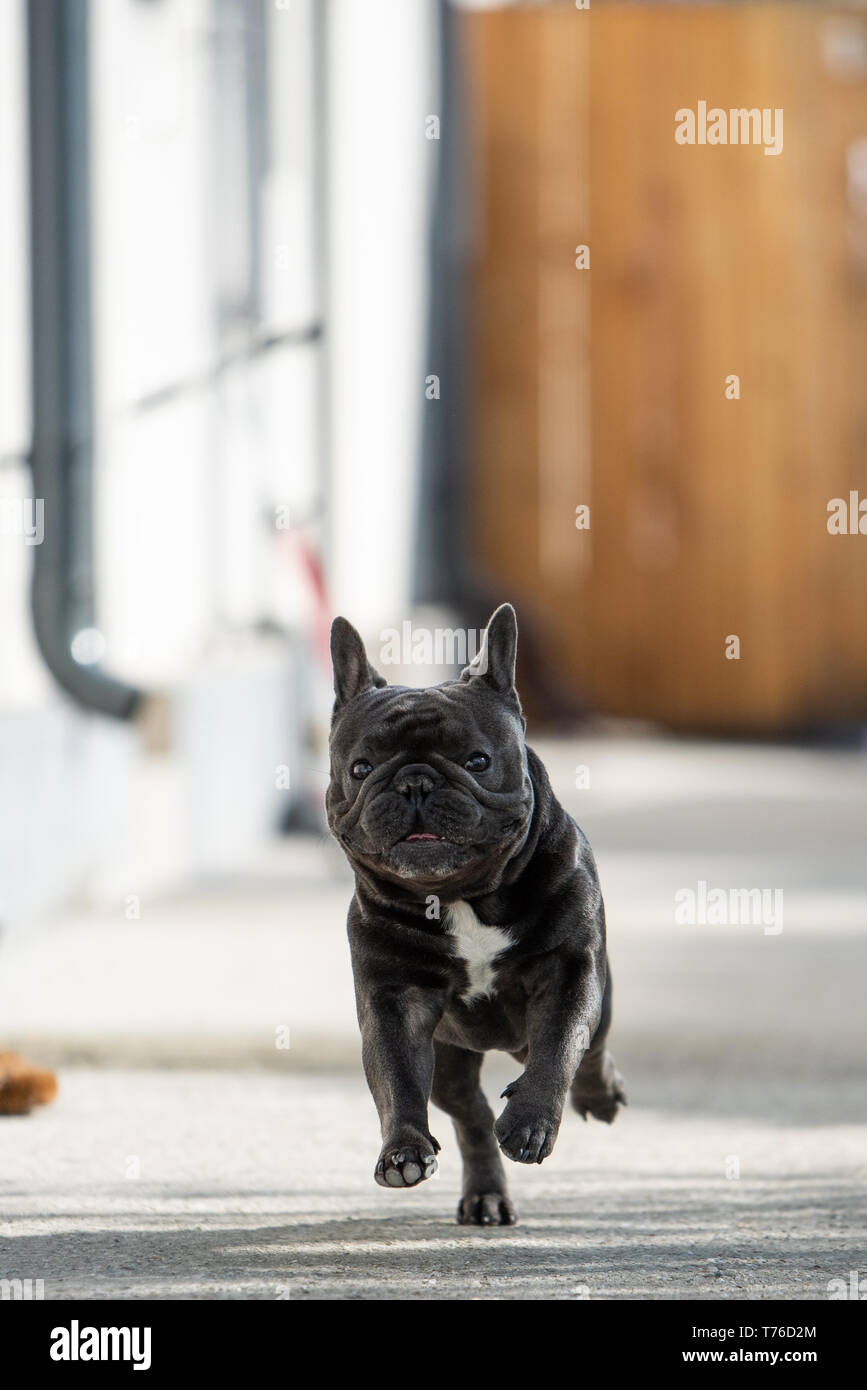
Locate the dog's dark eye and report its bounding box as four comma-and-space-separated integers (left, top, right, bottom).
464, 752, 490, 773
351, 760, 374, 780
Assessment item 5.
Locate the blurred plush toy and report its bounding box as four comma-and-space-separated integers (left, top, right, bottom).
0, 1052, 58, 1115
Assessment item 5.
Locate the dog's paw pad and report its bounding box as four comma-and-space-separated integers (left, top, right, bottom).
457, 1192, 517, 1226
375, 1145, 438, 1189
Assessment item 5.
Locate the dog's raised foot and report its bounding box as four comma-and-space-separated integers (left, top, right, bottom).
457, 1191, 517, 1226
375, 1139, 439, 1189
494, 1101, 560, 1164
570, 1067, 628, 1125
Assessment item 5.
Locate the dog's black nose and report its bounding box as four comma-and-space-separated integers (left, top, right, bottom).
393, 764, 439, 803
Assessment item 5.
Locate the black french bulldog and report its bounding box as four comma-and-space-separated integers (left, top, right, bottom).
326, 604, 625, 1226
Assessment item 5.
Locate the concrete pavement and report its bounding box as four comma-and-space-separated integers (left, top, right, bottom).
1, 734, 865, 1299
1, 1067, 865, 1300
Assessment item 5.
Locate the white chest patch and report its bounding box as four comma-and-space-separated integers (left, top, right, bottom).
444, 901, 513, 1005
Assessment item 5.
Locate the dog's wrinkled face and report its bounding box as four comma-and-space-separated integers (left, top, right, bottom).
327, 605, 534, 897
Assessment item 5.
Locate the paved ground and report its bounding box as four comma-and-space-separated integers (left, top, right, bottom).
1, 735, 865, 1299
1, 1067, 865, 1300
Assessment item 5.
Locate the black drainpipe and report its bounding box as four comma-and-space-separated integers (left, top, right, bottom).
27, 0, 142, 719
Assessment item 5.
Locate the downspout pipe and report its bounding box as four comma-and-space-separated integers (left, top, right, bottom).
27, 0, 142, 719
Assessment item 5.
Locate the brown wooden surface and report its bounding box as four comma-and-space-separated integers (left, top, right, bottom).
463, 3, 867, 731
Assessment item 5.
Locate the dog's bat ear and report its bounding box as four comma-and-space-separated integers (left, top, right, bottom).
461, 603, 519, 695
330, 617, 387, 707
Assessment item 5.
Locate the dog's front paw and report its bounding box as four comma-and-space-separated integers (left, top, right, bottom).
495, 1091, 561, 1165
375, 1132, 440, 1189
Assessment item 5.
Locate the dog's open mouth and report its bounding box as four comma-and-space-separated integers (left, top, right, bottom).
402, 832, 443, 842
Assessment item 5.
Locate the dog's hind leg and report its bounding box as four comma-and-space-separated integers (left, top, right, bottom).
569, 966, 627, 1124
431, 1041, 517, 1226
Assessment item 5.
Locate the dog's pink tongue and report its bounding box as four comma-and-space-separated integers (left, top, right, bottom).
404, 832, 441, 841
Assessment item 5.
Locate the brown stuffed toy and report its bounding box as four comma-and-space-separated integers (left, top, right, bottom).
0, 1052, 58, 1115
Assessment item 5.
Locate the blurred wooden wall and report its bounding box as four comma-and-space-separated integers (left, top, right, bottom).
462, 3, 867, 731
